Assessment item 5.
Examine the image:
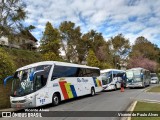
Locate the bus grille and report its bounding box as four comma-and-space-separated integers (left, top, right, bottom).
12, 100, 26, 103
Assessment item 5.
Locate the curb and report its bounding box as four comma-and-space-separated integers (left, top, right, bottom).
120, 101, 137, 120
127, 101, 137, 120
138, 99, 160, 104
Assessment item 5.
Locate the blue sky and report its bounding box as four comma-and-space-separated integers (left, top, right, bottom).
24, 0, 160, 47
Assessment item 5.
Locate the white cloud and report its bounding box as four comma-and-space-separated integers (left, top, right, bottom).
24, 0, 160, 47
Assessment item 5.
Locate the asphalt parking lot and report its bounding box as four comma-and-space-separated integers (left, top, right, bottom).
1, 84, 160, 120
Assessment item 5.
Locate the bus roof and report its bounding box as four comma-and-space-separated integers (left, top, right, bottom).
126, 67, 149, 71
100, 69, 125, 73
16, 61, 99, 71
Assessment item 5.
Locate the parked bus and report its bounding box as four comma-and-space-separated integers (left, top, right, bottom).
100, 69, 127, 91
126, 68, 151, 88
4, 61, 103, 108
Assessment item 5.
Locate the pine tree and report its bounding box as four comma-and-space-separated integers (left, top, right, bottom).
40, 22, 61, 59
87, 49, 100, 67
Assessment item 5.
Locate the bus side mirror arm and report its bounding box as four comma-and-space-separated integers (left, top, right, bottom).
3, 76, 14, 87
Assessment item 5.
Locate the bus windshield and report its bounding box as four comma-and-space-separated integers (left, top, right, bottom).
100, 71, 112, 84
133, 70, 142, 82
126, 71, 133, 79
11, 65, 51, 97
100, 72, 110, 78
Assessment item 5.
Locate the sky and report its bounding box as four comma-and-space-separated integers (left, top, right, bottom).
24, 0, 160, 47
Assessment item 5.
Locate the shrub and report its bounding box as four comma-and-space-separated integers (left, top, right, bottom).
0, 48, 15, 84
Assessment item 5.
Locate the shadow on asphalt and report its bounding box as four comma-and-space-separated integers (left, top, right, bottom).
128, 85, 150, 89
12, 85, 153, 113
16, 93, 101, 112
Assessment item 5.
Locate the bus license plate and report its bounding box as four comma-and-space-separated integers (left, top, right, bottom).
16, 104, 21, 108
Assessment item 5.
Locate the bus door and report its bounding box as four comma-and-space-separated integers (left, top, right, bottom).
116, 72, 127, 87
113, 71, 121, 88
33, 71, 50, 106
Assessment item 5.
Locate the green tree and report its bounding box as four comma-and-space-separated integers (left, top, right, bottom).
43, 52, 63, 61
0, 48, 15, 84
40, 22, 61, 60
131, 36, 159, 60
82, 30, 114, 67
59, 21, 82, 63
87, 49, 100, 67
0, 0, 34, 41
108, 34, 131, 68
82, 30, 104, 53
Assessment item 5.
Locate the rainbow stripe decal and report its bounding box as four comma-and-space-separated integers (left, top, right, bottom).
92, 77, 102, 87
59, 81, 77, 100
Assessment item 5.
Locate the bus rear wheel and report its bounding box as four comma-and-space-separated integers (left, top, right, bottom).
91, 87, 95, 96
52, 93, 60, 106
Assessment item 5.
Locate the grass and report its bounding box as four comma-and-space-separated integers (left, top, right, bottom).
131, 101, 160, 120
147, 85, 160, 92
0, 82, 12, 109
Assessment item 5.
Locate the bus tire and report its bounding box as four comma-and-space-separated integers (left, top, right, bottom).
52, 93, 60, 106
114, 85, 117, 90
91, 87, 95, 96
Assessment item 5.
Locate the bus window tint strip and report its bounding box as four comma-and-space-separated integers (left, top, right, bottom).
52, 65, 100, 78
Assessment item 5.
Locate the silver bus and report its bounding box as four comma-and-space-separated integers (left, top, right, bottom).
126, 67, 151, 88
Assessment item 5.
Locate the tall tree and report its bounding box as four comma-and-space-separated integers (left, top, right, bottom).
131, 36, 159, 61
59, 21, 83, 63
108, 34, 131, 68
0, 0, 34, 39
82, 30, 104, 53
82, 30, 113, 65
40, 22, 61, 60
87, 49, 100, 67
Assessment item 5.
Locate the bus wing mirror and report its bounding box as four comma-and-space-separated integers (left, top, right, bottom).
29, 70, 45, 81
3, 76, 13, 86
141, 73, 143, 78
29, 72, 34, 81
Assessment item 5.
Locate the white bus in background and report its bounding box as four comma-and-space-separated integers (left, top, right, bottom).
126, 68, 151, 88
4, 61, 103, 108
100, 69, 127, 91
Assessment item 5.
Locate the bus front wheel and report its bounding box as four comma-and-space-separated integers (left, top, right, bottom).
91, 87, 95, 96
114, 85, 117, 90
52, 93, 60, 106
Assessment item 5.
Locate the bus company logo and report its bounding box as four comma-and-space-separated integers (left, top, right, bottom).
39, 98, 45, 104
2, 112, 11, 117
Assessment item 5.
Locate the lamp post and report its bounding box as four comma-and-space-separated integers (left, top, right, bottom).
116, 63, 119, 69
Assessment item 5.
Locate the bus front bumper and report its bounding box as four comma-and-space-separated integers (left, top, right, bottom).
10, 94, 36, 109
127, 83, 143, 88
103, 84, 115, 90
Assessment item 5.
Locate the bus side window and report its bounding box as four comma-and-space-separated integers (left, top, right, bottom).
102, 76, 108, 85
112, 71, 117, 81
34, 72, 48, 91
51, 65, 78, 80
77, 68, 100, 77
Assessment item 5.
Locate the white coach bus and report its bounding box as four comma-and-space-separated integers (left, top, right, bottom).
126, 67, 151, 88
4, 61, 103, 108
100, 69, 127, 91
